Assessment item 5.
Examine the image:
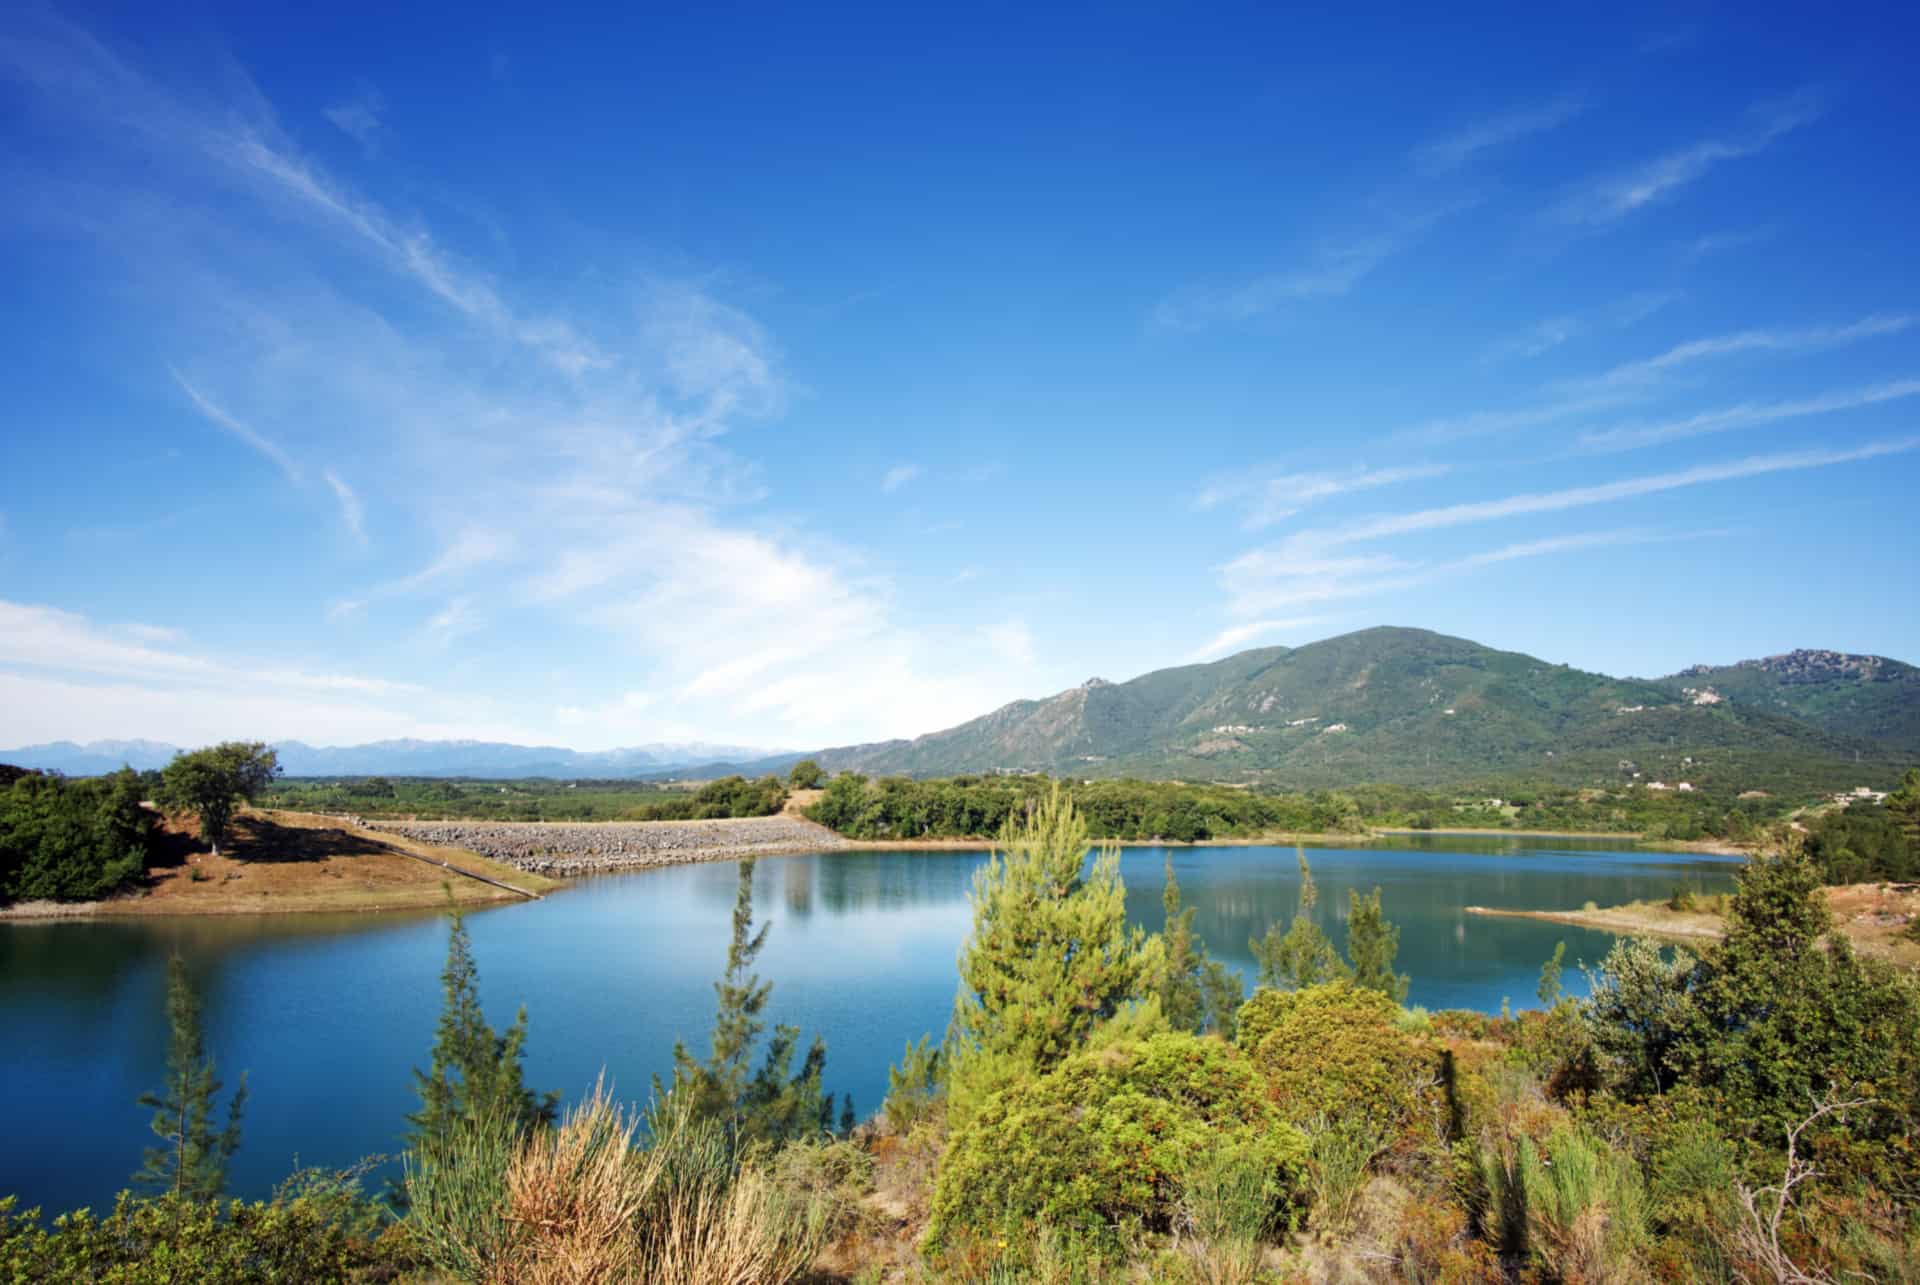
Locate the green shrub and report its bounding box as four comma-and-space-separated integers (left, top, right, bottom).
1647, 1116, 1736, 1274
1300, 1117, 1385, 1233
924, 1032, 1306, 1254
1174, 1135, 1276, 1285
882, 1034, 943, 1133
1518, 1124, 1648, 1281
0, 1191, 400, 1282
1472, 1123, 1648, 1281
1237, 983, 1434, 1133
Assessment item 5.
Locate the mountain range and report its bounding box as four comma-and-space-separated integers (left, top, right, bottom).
0, 738, 781, 780
5, 629, 1915, 789
800, 628, 1919, 789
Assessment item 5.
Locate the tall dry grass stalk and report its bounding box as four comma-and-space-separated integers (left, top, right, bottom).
498, 1078, 647, 1284
408, 1078, 834, 1285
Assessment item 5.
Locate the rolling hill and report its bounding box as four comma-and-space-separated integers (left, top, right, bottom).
809, 627, 1911, 789
1655, 650, 1920, 755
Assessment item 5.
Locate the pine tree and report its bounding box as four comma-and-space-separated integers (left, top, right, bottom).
408, 897, 556, 1153
134, 955, 246, 1200
1156, 854, 1205, 1032
1153, 853, 1244, 1035
658, 858, 835, 1144
1538, 941, 1567, 1007
1887, 767, 1920, 845
947, 785, 1148, 1106
1250, 852, 1350, 991
1346, 886, 1409, 1003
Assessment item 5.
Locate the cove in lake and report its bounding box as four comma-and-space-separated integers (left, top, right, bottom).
0, 834, 1739, 1213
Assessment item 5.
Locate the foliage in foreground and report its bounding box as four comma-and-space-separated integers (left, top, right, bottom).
0, 1191, 400, 1284
135, 956, 246, 1202
403, 1083, 848, 1285
407, 899, 557, 1157
924, 1031, 1307, 1256
943, 785, 1150, 1118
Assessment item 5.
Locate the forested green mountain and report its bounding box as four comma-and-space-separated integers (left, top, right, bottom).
812, 627, 1907, 789
1655, 649, 1920, 755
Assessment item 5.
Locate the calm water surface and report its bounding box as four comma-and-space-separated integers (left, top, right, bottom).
0, 835, 1739, 1212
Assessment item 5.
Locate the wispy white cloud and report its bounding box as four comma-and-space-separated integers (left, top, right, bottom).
171, 369, 301, 481
881, 463, 921, 493
1396, 390, 1639, 446
1573, 314, 1912, 391
1411, 312, 1909, 445
1412, 95, 1583, 174
1293, 437, 1920, 553
1222, 529, 1691, 617
323, 83, 386, 155
1480, 291, 1679, 366
1199, 464, 1450, 529
1680, 225, 1777, 260
1151, 202, 1473, 331
1554, 90, 1822, 224
423, 596, 479, 647
0, 599, 559, 746
1578, 379, 1920, 453
1482, 316, 1585, 364
983, 618, 1035, 668
1188, 616, 1327, 662
386, 528, 516, 595
322, 470, 366, 544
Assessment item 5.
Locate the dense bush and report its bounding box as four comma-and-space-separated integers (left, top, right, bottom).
1800, 799, 1917, 882
0, 768, 154, 903
925, 1032, 1307, 1252
636, 774, 788, 821
0, 1191, 400, 1283
1237, 984, 1435, 1134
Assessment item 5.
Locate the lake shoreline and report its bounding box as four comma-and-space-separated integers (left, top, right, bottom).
1, 808, 1749, 920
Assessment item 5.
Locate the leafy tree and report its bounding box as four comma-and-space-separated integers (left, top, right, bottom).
1250, 853, 1350, 991
160, 742, 281, 855
1585, 936, 1699, 1099
408, 899, 556, 1153
1345, 886, 1408, 1003
657, 858, 836, 1144
788, 759, 825, 789
1537, 941, 1567, 1007
946, 785, 1148, 1111
135, 955, 246, 1200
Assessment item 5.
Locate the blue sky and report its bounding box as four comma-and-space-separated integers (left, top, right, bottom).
2, 1, 1918, 751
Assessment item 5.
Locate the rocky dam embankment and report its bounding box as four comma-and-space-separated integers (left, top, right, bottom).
365, 815, 848, 876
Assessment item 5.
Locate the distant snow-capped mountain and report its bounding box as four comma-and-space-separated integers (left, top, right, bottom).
0, 738, 788, 779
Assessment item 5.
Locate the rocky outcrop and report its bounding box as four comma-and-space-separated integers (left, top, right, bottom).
367, 816, 848, 876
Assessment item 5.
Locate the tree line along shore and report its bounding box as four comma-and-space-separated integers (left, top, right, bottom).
4, 745, 1917, 919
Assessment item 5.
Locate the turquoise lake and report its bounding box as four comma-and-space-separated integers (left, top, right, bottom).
0, 835, 1740, 1213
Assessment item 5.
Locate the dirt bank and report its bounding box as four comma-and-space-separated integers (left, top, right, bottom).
1467, 883, 1920, 970
1, 810, 556, 920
